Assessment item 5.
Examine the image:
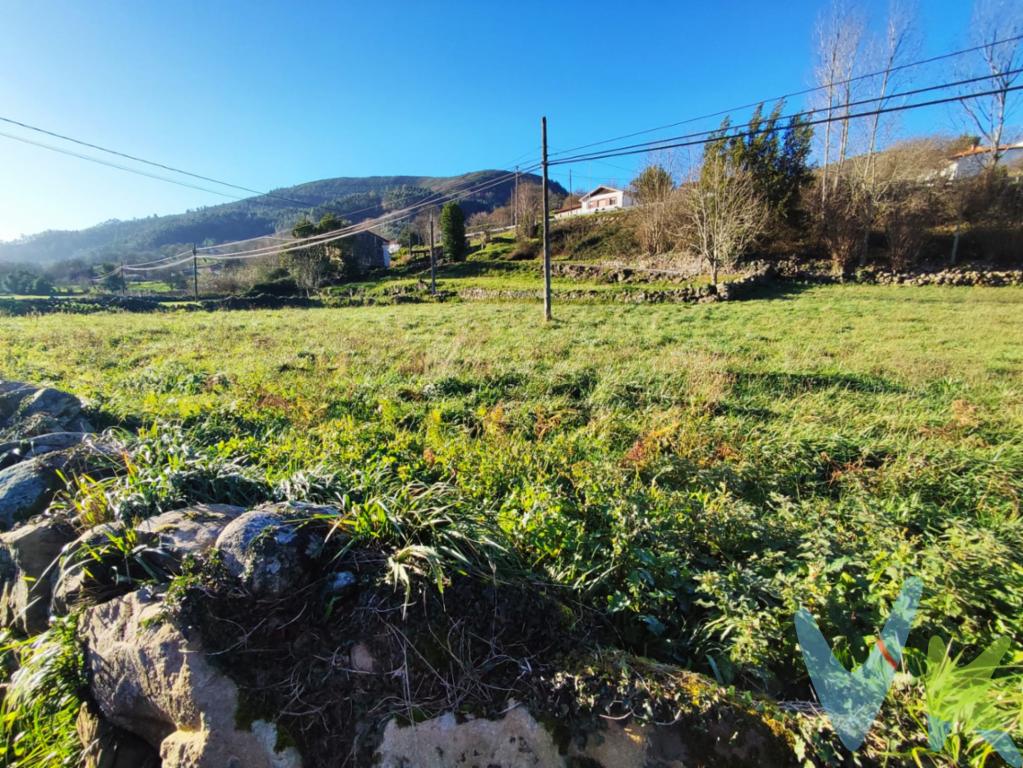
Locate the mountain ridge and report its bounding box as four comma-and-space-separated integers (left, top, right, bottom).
0, 169, 563, 265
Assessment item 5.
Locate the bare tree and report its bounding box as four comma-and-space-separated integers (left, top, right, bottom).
630, 156, 677, 256
835, 15, 866, 175
514, 182, 544, 239
959, 0, 1023, 166
851, 1, 921, 266
881, 185, 936, 271
667, 157, 770, 284
813, 0, 865, 202
864, 1, 918, 187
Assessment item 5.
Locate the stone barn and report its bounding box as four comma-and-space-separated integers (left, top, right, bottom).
348, 230, 391, 273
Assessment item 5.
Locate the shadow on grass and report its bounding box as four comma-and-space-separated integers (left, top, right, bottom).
732, 370, 905, 398
738, 280, 819, 302
715, 402, 778, 421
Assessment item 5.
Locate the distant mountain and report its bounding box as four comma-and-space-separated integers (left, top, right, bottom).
0, 170, 563, 266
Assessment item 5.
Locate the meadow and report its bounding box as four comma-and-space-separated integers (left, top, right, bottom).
2, 283, 1022, 761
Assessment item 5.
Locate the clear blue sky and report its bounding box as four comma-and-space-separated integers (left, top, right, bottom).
0, 0, 975, 241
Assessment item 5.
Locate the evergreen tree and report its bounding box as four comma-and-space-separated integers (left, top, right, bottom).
630, 165, 674, 205
439, 202, 467, 262
777, 113, 815, 222
704, 101, 814, 225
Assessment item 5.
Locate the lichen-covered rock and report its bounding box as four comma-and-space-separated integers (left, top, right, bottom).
0, 381, 93, 439
377, 707, 563, 767
214, 502, 333, 597
0, 437, 121, 531
80, 588, 302, 768
377, 700, 798, 768
134, 504, 246, 553
0, 431, 91, 470
0, 457, 63, 529
52, 504, 245, 614
0, 514, 77, 634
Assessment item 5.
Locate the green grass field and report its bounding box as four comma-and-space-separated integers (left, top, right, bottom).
2, 283, 1022, 762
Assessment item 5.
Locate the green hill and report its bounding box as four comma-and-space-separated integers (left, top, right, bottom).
0, 170, 563, 266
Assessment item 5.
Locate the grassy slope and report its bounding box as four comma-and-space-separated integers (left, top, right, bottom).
1, 285, 1021, 698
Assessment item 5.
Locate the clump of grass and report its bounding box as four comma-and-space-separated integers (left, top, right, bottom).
52, 423, 273, 527
0, 617, 86, 768
309, 476, 519, 608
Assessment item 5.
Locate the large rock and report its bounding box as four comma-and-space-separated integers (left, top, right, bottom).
377, 708, 564, 767
215, 502, 333, 597
80, 589, 302, 768
0, 457, 62, 529
377, 701, 796, 767
52, 504, 245, 614
0, 381, 92, 439
0, 514, 77, 634
0, 382, 38, 422
0, 437, 120, 531
0, 431, 92, 470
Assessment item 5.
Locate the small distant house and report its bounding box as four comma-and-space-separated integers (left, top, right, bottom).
554, 203, 582, 220
580, 185, 633, 214
942, 141, 1023, 180
555, 185, 633, 219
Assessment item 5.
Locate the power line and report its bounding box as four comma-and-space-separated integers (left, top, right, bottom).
176, 173, 529, 264
0, 116, 352, 211
0, 115, 544, 222
123, 165, 541, 271
548, 32, 1023, 160
550, 84, 1023, 167
551, 73, 1023, 166
133, 65, 1004, 275
200, 168, 540, 262
0, 129, 248, 200
0, 115, 541, 268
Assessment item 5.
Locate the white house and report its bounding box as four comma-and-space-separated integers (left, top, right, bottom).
555, 185, 633, 219
942, 141, 1023, 180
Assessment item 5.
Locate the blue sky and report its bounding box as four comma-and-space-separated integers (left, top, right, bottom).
0, 0, 976, 241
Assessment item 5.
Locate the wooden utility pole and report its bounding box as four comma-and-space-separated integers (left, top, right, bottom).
513, 165, 519, 230
120, 260, 126, 296
192, 243, 198, 300
568, 169, 572, 196
541, 117, 552, 322
429, 213, 436, 295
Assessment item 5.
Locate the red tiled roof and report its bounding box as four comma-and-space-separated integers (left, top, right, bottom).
950, 143, 1023, 159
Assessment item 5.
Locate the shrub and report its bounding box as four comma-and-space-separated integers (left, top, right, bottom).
811, 176, 872, 276
246, 277, 301, 297
883, 187, 939, 271
509, 239, 540, 260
